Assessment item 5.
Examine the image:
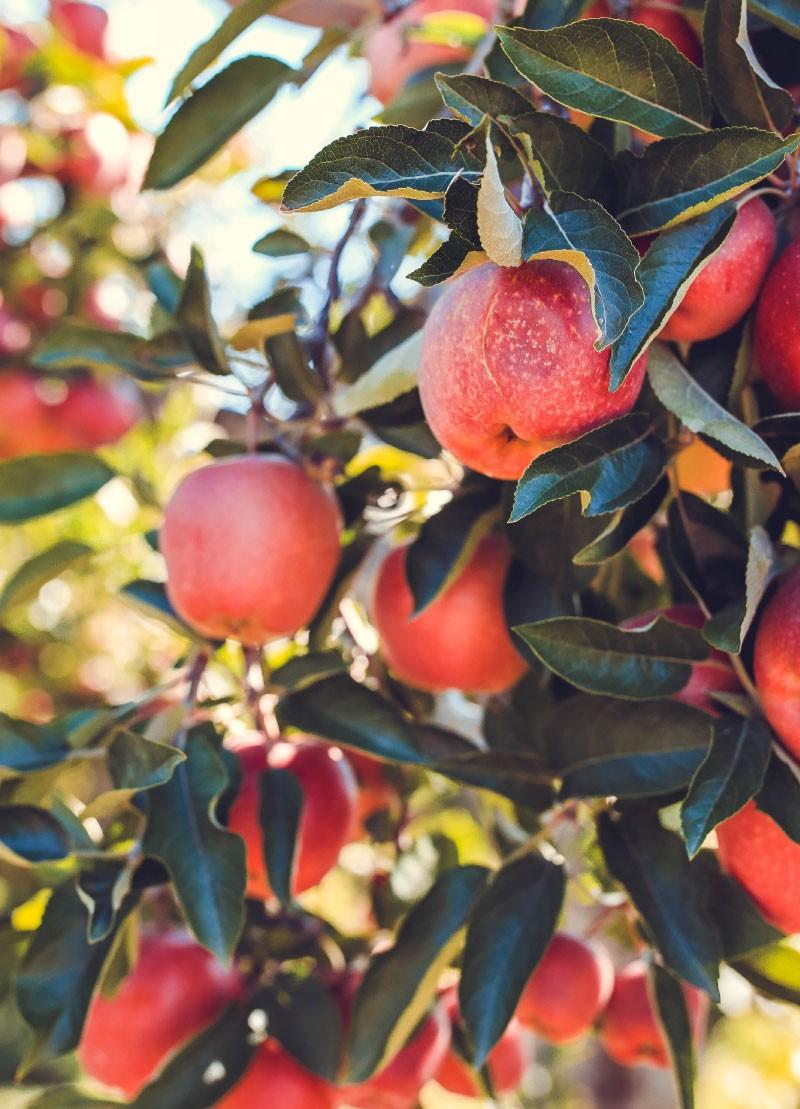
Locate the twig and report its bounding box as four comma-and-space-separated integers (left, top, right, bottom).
174, 649, 210, 751
309, 199, 367, 386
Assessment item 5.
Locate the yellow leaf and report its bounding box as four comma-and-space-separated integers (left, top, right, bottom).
229, 314, 296, 351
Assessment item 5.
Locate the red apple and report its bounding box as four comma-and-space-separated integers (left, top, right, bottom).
0, 371, 69, 457
274, 0, 378, 27
435, 987, 524, 1097
0, 304, 31, 356
348, 750, 397, 830
717, 800, 800, 935
79, 928, 242, 1096
0, 25, 35, 91
161, 456, 342, 645
16, 282, 68, 326
61, 112, 130, 195
754, 566, 800, 760
58, 376, 141, 449
754, 236, 800, 411
364, 0, 497, 105
51, 1, 109, 59
418, 260, 647, 480
515, 933, 614, 1043
659, 197, 776, 343
600, 960, 707, 1068
226, 734, 358, 900
218, 1041, 336, 1108
371, 534, 527, 694
0, 127, 26, 185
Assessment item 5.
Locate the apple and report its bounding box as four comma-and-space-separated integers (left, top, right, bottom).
0, 371, 67, 456
717, 800, 800, 935
364, 0, 497, 105
0, 304, 32, 356
417, 260, 647, 480
515, 933, 614, 1043
227, 734, 358, 900
754, 566, 800, 760
659, 197, 776, 343
347, 749, 397, 830
599, 960, 707, 1068
218, 1041, 336, 1108
51, 1, 109, 60
0, 127, 26, 185
61, 112, 130, 196
161, 456, 342, 646
79, 928, 242, 1096
754, 236, 800, 411
435, 987, 524, 1097
274, 0, 378, 28
371, 534, 527, 694
17, 281, 68, 326
0, 25, 35, 91
58, 376, 142, 449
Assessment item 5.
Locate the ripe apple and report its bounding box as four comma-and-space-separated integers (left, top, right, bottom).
623, 605, 740, 716
754, 236, 800, 410
371, 534, 527, 694
58, 376, 142, 449
335, 1003, 451, 1109
515, 933, 614, 1043
61, 112, 130, 195
274, 0, 378, 27
17, 281, 68, 326
674, 438, 732, 497
435, 987, 524, 1097
417, 260, 647, 480
754, 566, 800, 760
227, 734, 358, 900
50, 1, 109, 59
599, 960, 707, 1068
347, 749, 397, 830
79, 928, 242, 1096
0, 25, 35, 91
218, 1041, 336, 1108
0, 371, 66, 456
659, 197, 776, 343
717, 800, 800, 935
364, 0, 497, 105
0, 127, 26, 185
161, 456, 342, 645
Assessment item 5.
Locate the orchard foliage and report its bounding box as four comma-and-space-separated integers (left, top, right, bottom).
2, 0, 800, 1107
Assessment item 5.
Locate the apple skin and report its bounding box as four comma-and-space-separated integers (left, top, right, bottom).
754, 566, 800, 760
418, 260, 647, 480
161, 456, 342, 646
348, 749, 397, 829
754, 236, 800, 411
0, 26, 35, 91
0, 372, 71, 456
218, 1041, 337, 1109
78, 929, 242, 1096
274, 0, 377, 27
717, 801, 800, 935
364, 0, 497, 105
600, 960, 707, 1068
335, 1004, 452, 1109
59, 377, 141, 448
61, 112, 130, 196
515, 933, 614, 1044
371, 534, 527, 694
226, 735, 358, 900
623, 605, 740, 716
50, 1, 109, 59
659, 197, 776, 343
435, 987, 524, 1097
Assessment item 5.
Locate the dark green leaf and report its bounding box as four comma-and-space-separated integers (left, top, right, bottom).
667, 492, 748, 616
701, 854, 782, 959
265, 330, 322, 403
257, 974, 343, 1081
0, 716, 73, 776
0, 453, 114, 523
548, 696, 712, 798
522, 191, 643, 347
460, 853, 565, 1068
0, 806, 69, 863
703, 525, 774, 653
598, 808, 721, 998
511, 414, 666, 522
32, 327, 191, 381
121, 579, 203, 639
269, 651, 349, 691
145, 55, 294, 190
77, 860, 133, 944
650, 963, 696, 1109
346, 866, 488, 1081
259, 768, 302, 908
515, 615, 708, 699
253, 228, 312, 257
176, 245, 230, 376
754, 754, 800, 845
506, 110, 613, 202
147, 263, 183, 316
498, 20, 711, 137
106, 729, 186, 793
573, 475, 668, 565
0, 541, 92, 615
142, 731, 246, 962
506, 493, 600, 590
680, 714, 773, 857
609, 207, 736, 389
435, 73, 531, 127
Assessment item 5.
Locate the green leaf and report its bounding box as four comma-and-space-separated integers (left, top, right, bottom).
421, 727, 555, 810
616, 128, 800, 236
259, 768, 302, 908
648, 345, 783, 471
269, 651, 349, 692
257, 974, 343, 1081
666, 493, 748, 616
265, 330, 322, 404
83, 729, 186, 824
511, 414, 666, 522
459, 853, 565, 1069
703, 0, 794, 131
0, 541, 92, 615
176, 245, 230, 377
754, 754, 800, 845
346, 866, 488, 1082
32, 327, 192, 381
598, 808, 720, 998
701, 854, 782, 959
121, 579, 202, 640
680, 714, 773, 858
166, 0, 284, 102
76, 860, 133, 944
406, 488, 499, 614
145, 55, 294, 190
0, 453, 114, 524
333, 329, 422, 416
547, 697, 712, 799
733, 942, 800, 1005
573, 475, 668, 565
650, 963, 696, 1109
133, 1004, 254, 1109
142, 730, 246, 962
0, 806, 69, 863
703, 525, 775, 653
276, 675, 428, 766
253, 228, 312, 257
16, 883, 137, 1067
516, 615, 708, 700
609, 207, 736, 389
147, 263, 183, 316
281, 125, 482, 213
28, 1089, 124, 1108
0, 717, 74, 777
435, 72, 531, 127
749, 0, 800, 39
505, 111, 613, 203
522, 191, 643, 347
498, 20, 711, 138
